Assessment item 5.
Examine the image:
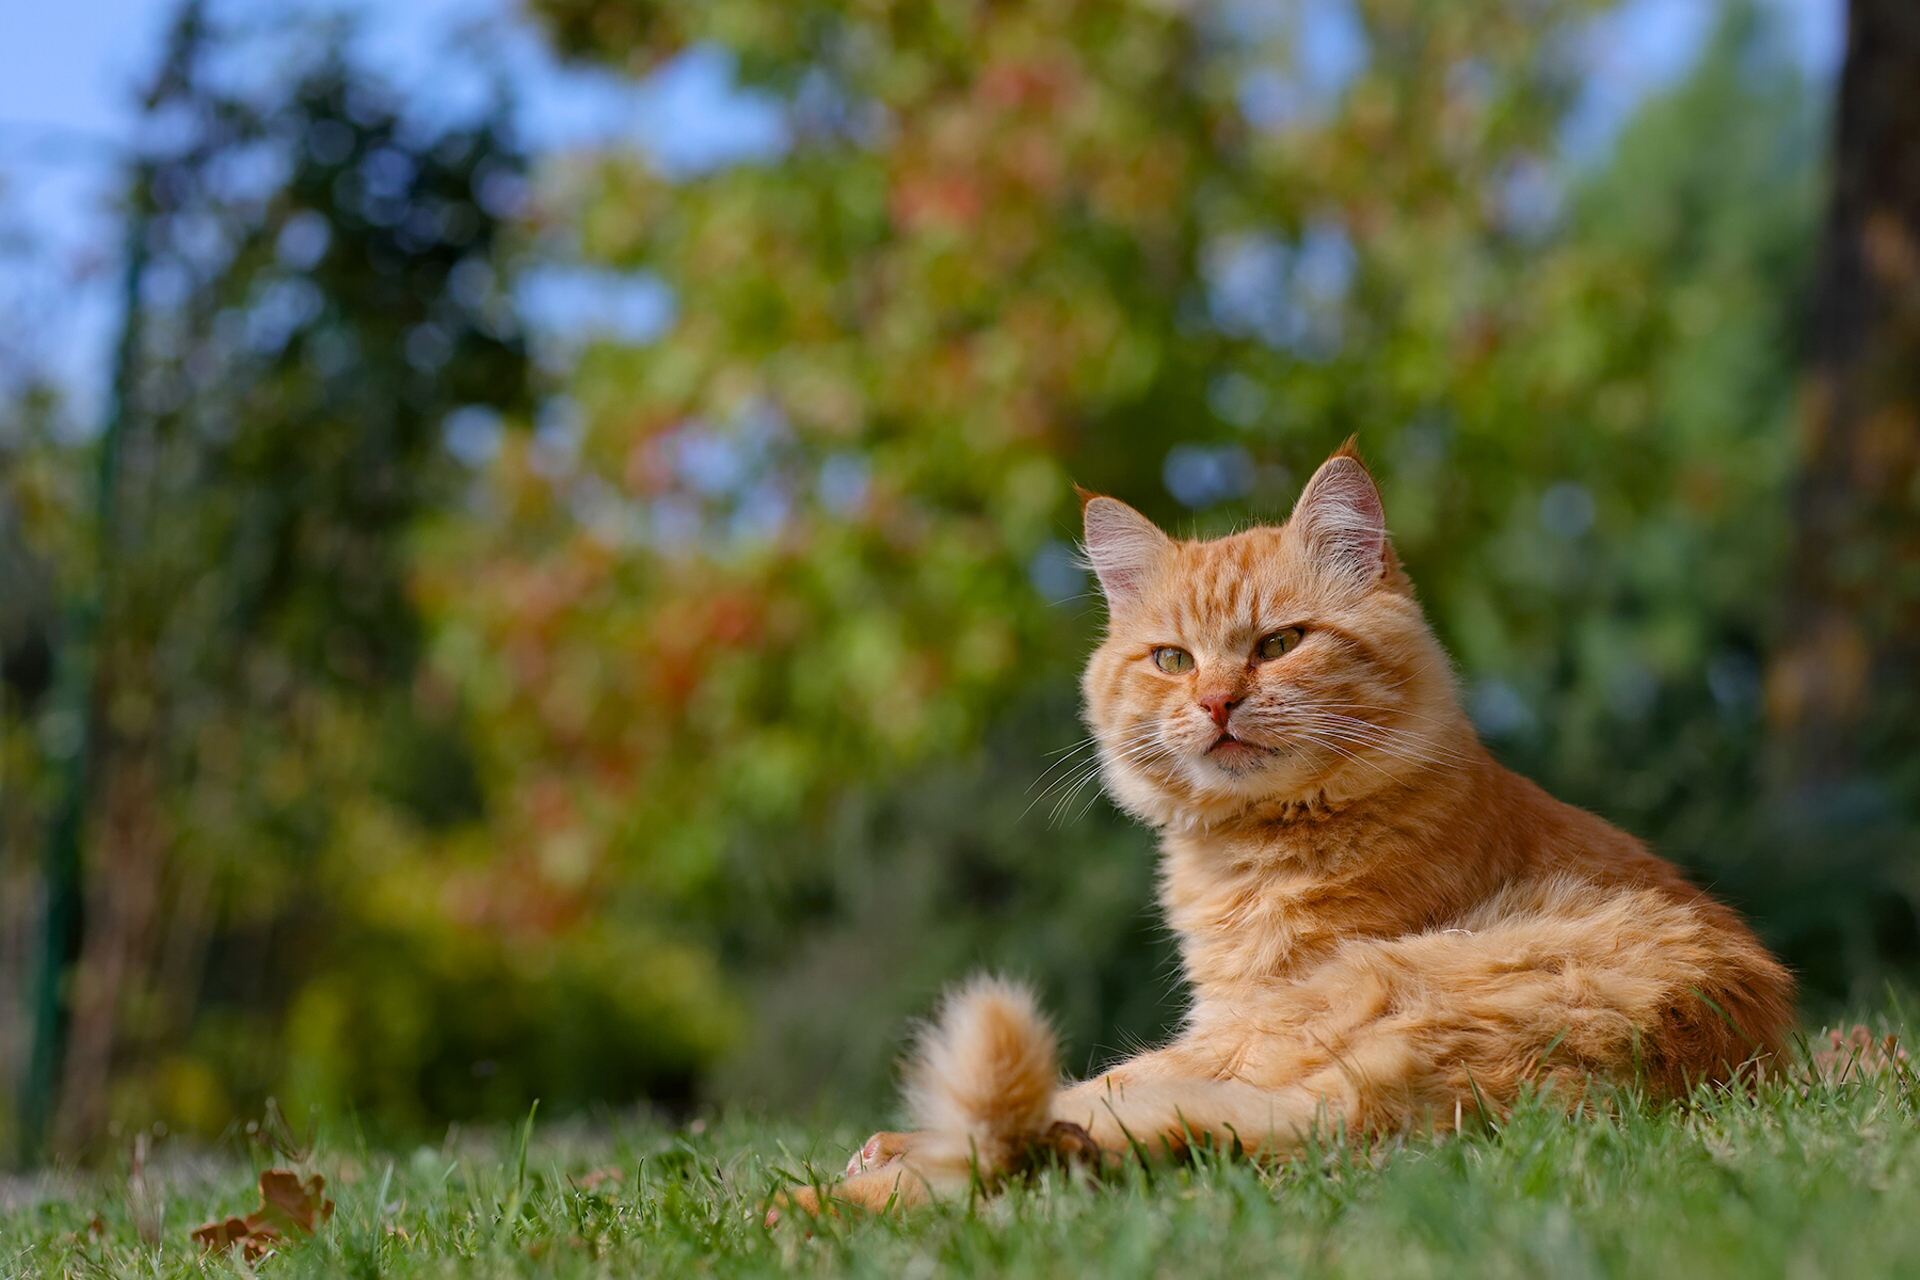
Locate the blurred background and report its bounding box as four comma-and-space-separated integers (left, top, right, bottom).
2, 0, 1913, 1164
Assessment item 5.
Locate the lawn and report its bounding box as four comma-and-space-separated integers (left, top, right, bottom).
7, 1029, 1920, 1278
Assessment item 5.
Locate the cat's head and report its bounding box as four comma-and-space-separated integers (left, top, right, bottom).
1080, 443, 1467, 829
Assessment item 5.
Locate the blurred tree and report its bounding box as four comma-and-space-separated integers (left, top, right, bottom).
481, 0, 1825, 1109
1771, 0, 1920, 788
1760, 0, 1920, 997
21, 0, 185, 1163
0, 0, 1852, 1143
11, 0, 538, 1155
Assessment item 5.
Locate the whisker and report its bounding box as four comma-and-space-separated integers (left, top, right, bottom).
1287, 731, 1397, 784
1024, 724, 1161, 809
1046, 754, 1122, 825
1310, 701, 1463, 733
1030, 758, 1107, 823
1282, 710, 1472, 764
1065, 740, 1177, 826
1278, 720, 1462, 768
1024, 737, 1102, 796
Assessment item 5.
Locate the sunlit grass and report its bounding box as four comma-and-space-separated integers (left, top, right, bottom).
8, 1029, 1920, 1278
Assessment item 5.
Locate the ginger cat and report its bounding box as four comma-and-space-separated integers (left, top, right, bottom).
777, 443, 1792, 1219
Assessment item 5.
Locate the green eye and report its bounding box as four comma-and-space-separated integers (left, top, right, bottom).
1152, 647, 1194, 674
1258, 628, 1304, 660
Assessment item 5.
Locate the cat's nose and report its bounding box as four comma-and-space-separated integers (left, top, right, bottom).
1199, 693, 1240, 727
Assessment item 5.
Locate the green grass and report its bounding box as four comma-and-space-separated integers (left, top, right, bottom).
8, 1046, 1920, 1278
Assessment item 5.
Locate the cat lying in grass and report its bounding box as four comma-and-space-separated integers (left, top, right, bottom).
776, 442, 1790, 1220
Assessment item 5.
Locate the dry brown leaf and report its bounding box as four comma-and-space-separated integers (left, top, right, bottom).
256, 1169, 334, 1233
1808, 1024, 1910, 1084
191, 1216, 264, 1260
577, 1167, 624, 1191
191, 1169, 335, 1260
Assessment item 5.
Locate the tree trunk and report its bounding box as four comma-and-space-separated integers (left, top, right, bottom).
53, 740, 169, 1152
1768, 0, 1920, 800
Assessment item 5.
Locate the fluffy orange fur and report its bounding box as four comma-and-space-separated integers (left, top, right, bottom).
774, 443, 1792, 1220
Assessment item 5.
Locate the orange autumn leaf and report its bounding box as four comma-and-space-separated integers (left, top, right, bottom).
191, 1169, 334, 1259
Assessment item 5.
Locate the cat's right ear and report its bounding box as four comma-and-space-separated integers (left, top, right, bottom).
1289, 445, 1390, 586
1081, 492, 1171, 608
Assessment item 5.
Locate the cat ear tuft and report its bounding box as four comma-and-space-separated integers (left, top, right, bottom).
1290, 449, 1389, 584
1082, 495, 1171, 607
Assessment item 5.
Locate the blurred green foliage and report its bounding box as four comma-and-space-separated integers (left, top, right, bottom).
0, 0, 1870, 1150
476, 0, 1826, 1110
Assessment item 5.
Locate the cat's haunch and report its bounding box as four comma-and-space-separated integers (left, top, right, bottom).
773, 441, 1791, 1221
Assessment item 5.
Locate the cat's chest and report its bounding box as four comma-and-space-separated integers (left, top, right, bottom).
1159, 829, 1395, 981
1168, 861, 1361, 935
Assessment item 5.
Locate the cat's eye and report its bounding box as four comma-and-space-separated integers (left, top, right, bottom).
1257, 628, 1304, 660
1152, 647, 1195, 674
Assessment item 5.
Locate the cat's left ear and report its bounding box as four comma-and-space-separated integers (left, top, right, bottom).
1082, 491, 1172, 609
1290, 441, 1392, 585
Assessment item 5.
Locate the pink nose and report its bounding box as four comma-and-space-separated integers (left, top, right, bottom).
1199, 693, 1239, 728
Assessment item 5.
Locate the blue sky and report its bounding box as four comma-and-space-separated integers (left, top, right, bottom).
0, 0, 1846, 428
0, 0, 785, 423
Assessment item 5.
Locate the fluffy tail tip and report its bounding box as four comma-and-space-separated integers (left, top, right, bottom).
904, 976, 1059, 1167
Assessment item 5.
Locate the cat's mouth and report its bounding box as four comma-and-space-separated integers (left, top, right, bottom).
1207, 732, 1272, 759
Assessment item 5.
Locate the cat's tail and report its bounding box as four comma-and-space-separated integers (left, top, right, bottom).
903, 975, 1060, 1174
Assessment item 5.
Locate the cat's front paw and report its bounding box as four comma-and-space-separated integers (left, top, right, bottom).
766, 1160, 936, 1227
764, 1132, 935, 1227
764, 1183, 823, 1228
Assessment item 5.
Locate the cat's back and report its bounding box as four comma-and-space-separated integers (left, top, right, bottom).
1475, 760, 1699, 899
1473, 761, 1778, 967
1457, 760, 1794, 1054
1171, 755, 1784, 987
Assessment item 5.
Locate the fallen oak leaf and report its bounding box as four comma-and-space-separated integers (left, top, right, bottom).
190, 1216, 268, 1260
256, 1169, 335, 1234
191, 1169, 335, 1259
